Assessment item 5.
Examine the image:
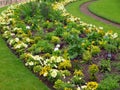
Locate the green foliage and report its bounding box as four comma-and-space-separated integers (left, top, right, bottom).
99, 59, 111, 72
28, 40, 54, 54
53, 79, 74, 90
40, 2, 51, 20
55, 26, 65, 37
71, 75, 84, 85
62, 32, 71, 43
97, 74, 120, 90
104, 44, 117, 53
68, 42, 84, 59
51, 36, 61, 44
112, 62, 120, 71
53, 50, 61, 56
45, 32, 55, 40
33, 65, 42, 73
74, 70, 84, 77
88, 64, 99, 80
82, 50, 92, 63
91, 45, 101, 56
58, 60, 72, 70
61, 70, 71, 76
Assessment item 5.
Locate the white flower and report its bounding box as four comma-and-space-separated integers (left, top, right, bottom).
43, 72, 48, 77
81, 85, 87, 89
26, 38, 30, 42
111, 33, 118, 39
9, 39, 13, 45
56, 44, 60, 48
22, 43, 28, 48
25, 63, 28, 66
77, 86, 81, 90
33, 55, 43, 61
50, 69, 58, 78
15, 44, 21, 49
99, 26, 103, 30
11, 33, 15, 36
26, 26, 30, 29
54, 47, 59, 51
15, 38, 19, 42
29, 61, 34, 66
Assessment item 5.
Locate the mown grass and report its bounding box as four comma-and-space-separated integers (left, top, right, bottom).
88, 0, 120, 24
0, 6, 50, 90
65, 0, 120, 35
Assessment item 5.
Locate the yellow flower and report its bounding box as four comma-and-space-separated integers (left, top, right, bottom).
74, 70, 84, 77
40, 66, 51, 77
87, 82, 98, 90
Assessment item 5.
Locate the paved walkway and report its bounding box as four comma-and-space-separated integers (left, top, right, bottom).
80, 0, 120, 28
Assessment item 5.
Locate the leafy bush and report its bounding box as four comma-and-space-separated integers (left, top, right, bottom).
33, 65, 42, 73
91, 45, 101, 56
51, 36, 61, 44
82, 50, 92, 63
99, 59, 111, 72
97, 75, 120, 90
53, 79, 74, 90
58, 60, 72, 69
104, 44, 117, 53
88, 64, 99, 80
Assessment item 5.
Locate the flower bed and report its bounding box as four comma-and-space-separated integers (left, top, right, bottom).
0, 0, 120, 90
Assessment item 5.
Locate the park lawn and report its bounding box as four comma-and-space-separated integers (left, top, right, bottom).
0, 6, 50, 90
88, 0, 120, 24
65, 0, 120, 35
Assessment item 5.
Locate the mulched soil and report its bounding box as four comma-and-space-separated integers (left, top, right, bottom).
80, 0, 120, 28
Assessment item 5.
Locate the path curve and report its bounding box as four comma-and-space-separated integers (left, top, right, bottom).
80, 0, 120, 28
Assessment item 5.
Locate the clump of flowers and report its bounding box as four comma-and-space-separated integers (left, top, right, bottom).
88, 64, 99, 81
86, 81, 98, 90
40, 66, 51, 77
91, 45, 101, 56
51, 36, 61, 44
58, 60, 72, 69
82, 50, 92, 63
71, 70, 85, 85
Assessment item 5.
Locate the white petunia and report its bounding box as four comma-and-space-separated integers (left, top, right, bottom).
15, 38, 19, 42
111, 33, 118, 39
29, 61, 34, 66
54, 47, 59, 51
26, 26, 30, 29
43, 72, 48, 77
81, 85, 87, 89
56, 44, 60, 48
50, 69, 58, 78
77, 86, 81, 90
26, 38, 31, 42
99, 26, 103, 30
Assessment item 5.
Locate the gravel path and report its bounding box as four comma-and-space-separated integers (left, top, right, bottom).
80, 0, 120, 28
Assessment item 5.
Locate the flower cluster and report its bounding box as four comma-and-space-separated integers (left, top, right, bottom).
0, 0, 119, 90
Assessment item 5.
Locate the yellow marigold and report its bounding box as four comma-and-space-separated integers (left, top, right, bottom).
86, 81, 98, 90
58, 60, 72, 69
74, 70, 84, 77
64, 87, 72, 90
40, 66, 51, 77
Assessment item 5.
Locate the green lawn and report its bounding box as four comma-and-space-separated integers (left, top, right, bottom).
0, 6, 50, 90
65, 0, 120, 35
88, 0, 120, 24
